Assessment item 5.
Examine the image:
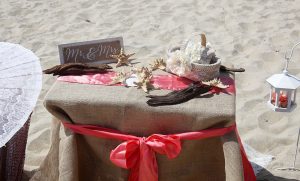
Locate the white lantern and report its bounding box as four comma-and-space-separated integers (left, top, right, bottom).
266, 42, 300, 112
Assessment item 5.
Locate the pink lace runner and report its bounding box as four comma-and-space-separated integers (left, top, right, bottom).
57, 71, 235, 94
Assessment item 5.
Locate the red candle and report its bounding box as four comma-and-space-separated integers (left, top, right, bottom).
271, 91, 288, 108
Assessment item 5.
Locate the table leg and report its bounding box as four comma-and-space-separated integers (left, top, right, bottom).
221, 131, 244, 181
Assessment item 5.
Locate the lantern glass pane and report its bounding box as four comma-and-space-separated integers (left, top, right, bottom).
291, 90, 296, 104
271, 87, 275, 105
281, 90, 287, 96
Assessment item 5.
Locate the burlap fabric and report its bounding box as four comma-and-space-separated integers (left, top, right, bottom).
31, 64, 244, 180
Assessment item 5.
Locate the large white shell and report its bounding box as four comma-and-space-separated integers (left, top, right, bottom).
125, 74, 138, 87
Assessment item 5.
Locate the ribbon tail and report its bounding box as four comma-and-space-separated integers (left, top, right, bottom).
110, 139, 159, 181
128, 165, 140, 181
130, 140, 158, 181
235, 128, 256, 181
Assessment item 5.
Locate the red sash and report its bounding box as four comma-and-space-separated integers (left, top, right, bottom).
62, 122, 255, 181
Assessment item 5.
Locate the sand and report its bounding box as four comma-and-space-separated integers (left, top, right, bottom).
1, 0, 300, 180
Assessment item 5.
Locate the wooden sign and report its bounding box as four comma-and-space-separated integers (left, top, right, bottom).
58, 37, 123, 64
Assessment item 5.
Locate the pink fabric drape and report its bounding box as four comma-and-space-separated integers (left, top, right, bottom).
62, 122, 255, 181
57, 72, 235, 94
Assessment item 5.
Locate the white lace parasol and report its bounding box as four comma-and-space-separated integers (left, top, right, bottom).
0, 42, 42, 147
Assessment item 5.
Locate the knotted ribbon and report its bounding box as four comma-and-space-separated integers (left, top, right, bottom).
62, 122, 255, 181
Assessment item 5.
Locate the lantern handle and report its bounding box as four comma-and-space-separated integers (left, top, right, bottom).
284, 41, 300, 72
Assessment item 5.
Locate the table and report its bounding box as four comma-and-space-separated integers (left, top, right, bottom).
32, 66, 246, 181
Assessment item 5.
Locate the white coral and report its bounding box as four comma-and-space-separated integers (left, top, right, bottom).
166, 50, 192, 77
183, 35, 216, 65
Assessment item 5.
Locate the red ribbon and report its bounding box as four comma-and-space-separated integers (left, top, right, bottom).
62, 122, 255, 181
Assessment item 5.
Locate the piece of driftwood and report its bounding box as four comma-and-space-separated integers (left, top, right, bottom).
220, 65, 245, 73
201, 33, 206, 47
43, 63, 112, 76
146, 83, 211, 106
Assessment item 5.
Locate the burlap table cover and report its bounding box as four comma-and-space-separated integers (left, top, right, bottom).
31, 63, 244, 180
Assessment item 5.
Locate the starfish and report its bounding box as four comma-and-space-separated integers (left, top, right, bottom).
132, 67, 155, 93
109, 72, 129, 85
134, 79, 155, 93
202, 78, 228, 89
110, 48, 135, 67
150, 58, 166, 71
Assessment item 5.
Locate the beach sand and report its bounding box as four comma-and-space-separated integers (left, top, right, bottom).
1, 0, 300, 180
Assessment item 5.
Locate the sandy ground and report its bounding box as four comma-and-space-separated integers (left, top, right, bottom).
1, 0, 300, 180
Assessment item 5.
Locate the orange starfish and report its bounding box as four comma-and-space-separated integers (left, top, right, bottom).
110, 48, 135, 67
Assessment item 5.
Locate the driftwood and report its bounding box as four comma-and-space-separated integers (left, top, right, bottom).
146, 83, 211, 106
43, 63, 112, 76
220, 65, 245, 73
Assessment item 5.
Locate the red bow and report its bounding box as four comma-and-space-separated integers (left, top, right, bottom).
62, 122, 255, 181
110, 134, 181, 181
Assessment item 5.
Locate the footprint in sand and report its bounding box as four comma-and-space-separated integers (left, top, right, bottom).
258, 111, 289, 134
234, 43, 244, 52
290, 30, 300, 39
240, 99, 264, 112
242, 5, 254, 11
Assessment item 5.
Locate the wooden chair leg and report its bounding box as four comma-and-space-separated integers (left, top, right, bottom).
0, 143, 8, 181
0, 115, 31, 181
